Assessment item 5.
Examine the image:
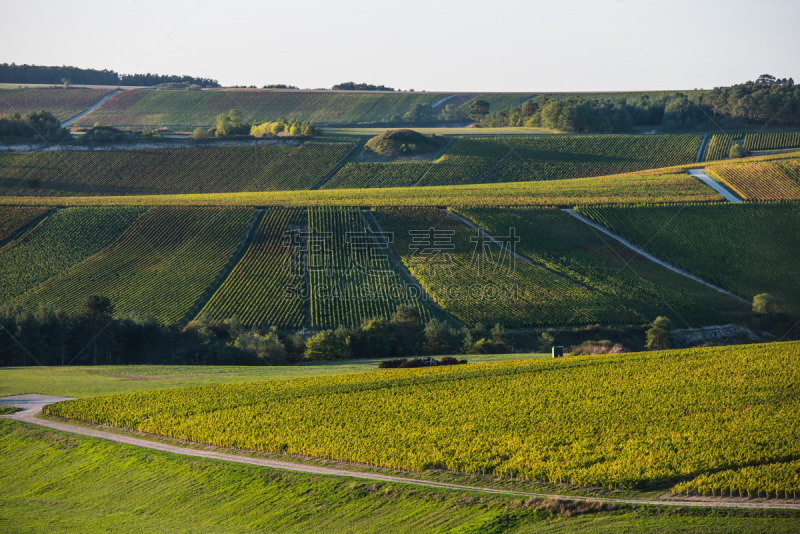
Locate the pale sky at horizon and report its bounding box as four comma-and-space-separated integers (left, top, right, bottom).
2, 0, 798, 92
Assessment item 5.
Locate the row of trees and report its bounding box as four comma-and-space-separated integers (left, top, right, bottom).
0, 63, 219, 87
479, 75, 800, 132
0, 110, 69, 142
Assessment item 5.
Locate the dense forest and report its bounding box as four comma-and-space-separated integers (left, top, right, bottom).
481, 75, 799, 132
0, 63, 219, 87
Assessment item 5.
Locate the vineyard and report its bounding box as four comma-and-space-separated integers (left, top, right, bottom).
415, 134, 702, 186
0, 142, 353, 196
706, 157, 800, 200
197, 208, 306, 328
322, 162, 431, 189
704, 133, 744, 161
0, 205, 50, 242
45, 340, 800, 494
0, 206, 146, 303
374, 207, 635, 326
72, 89, 449, 128
705, 131, 800, 161
576, 203, 800, 312
0, 87, 112, 121
744, 131, 800, 151
455, 207, 747, 326
0, 171, 724, 208
18, 207, 254, 323
308, 207, 432, 328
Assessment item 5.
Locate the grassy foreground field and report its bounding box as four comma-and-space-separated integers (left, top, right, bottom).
4, 421, 798, 534
0, 354, 550, 398
46, 342, 800, 496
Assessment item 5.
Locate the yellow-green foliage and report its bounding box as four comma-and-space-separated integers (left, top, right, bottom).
47, 339, 800, 494
0, 172, 723, 209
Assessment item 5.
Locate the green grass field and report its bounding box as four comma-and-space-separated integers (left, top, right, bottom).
576, 202, 800, 312
0, 353, 548, 398
4, 421, 798, 534
44, 341, 800, 497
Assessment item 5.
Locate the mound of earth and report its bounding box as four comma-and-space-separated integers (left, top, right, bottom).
364, 129, 446, 158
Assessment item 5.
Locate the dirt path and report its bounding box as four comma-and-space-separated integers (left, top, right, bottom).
60, 89, 124, 128
2, 394, 797, 510
695, 134, 710, 163
562, 210, 746, 301
687, 169, 742, 203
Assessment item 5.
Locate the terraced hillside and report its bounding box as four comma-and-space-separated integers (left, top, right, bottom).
72, 89, 450, 128
19, 206, 254, 323
46, 340, 800, 496
0, 206, 146, 303
374, 207, 636, 326
577, 203, 800, 312
0, 87, 112, 121
0, 142, 353, 196
456, 207, 747, 326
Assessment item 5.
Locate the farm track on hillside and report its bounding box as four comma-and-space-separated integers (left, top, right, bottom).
2, 395, 798, 512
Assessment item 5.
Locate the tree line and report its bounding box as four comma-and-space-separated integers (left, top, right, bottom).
480, 75, 800, 132
0, 63, 219, 87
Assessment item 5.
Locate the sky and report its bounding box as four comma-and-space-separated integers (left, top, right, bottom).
1, 0, 798, 92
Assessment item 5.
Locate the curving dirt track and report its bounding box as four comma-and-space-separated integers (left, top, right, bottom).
2, 394, 798, 511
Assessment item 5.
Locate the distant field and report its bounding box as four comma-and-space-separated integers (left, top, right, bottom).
72, 89, 450, 128
415, 135, 703, 186
45, 341, 800, 496
322, 161, 432, 189
18, 206, 254, 323
321, 126, 560, 136
0, 87, 111, 121
0, 142, 353, 196
456, 207, 747, 326
0, 206, 145, 303
374, 207, 635, 326
0, 171, 723, 208
576, 203, 800, 312
707, 157, 800, 200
